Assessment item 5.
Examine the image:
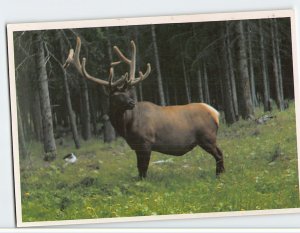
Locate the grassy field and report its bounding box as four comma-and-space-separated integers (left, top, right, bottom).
20, 102, 300, 222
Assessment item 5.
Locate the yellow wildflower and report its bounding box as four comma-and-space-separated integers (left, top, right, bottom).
24, 192, 30, 198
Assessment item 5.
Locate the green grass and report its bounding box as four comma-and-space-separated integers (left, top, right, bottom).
20, 102, 300, 222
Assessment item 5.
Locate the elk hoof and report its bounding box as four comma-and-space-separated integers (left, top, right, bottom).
216, 166, 225, 177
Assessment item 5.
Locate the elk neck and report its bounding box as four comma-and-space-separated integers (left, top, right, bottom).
108, 103, 134, 138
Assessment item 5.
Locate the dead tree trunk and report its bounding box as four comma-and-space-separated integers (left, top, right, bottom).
247, 22, 258, 107
192, 25, 204, 104
151, 25, 166, 106
59, 34, 80, 148
30, 87, 43, 141
134, 26, 144, 102
173, 82, 178, 105
182, 56, 191, 103
223, 28, 237, 124
203, 63, 210, 104
259, 20, 271, 112
236, 21, 254, 119
89, 87, 98, 136
197, 68, 204, 102
33, 31, 57, 161
17, 99, 27, 158
138, 83, 143, 101
274, 19, 284, 106
103, 32, 116, 142
63, 71, 81, 149
226, 22, 239, 119
271, 19, 284, 111
80, 79, 92, 140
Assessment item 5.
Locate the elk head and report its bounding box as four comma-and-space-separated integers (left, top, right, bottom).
63, 37, 151, 112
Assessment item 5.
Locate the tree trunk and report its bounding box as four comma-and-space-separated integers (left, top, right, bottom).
58, 34, 80, 149
173, 83, 178, 105
33, 31, 56, 161
100, 88, 116, 143
164, 79, 170, 105
203, 63, 210, 104
30, 88, 43, 141
193, 25, 204, 104
259, 20, 271, 112
274, 19, 284, 105
17, 99, 27, 158
182, 57, 191, 103
102, 33, 117, 142
219, 73, 225, 111
236, 21, 254, 119
271, 19, 284, 111
197, 68, 204, 102
226, 22, 239, 118
247, 22, 258, 107
89, 87, 98, 136
137, 83, 143, 102
80, 79, 92, 140
63, 71, 81, 148
223, 29, 237, 124
151, 25, 166, 106
133, 27, 144, 102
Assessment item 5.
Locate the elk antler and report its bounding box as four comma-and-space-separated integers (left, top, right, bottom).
63, 37, 126, 87
112, 40, 151, 86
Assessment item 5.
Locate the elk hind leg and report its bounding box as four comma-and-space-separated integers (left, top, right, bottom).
199, 142, 225, 176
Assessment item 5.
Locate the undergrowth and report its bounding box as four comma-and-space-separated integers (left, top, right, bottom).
20, 102, 300, 222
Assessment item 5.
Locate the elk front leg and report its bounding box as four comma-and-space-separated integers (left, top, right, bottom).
135, 150, 151, 179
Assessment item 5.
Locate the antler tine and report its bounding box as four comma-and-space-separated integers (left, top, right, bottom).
112, 40, 137, 84
63, 37, 84, 76
108, 67, 128, 87
108, 67, 114, 82
65, 38, 148, 89
114, 73, 129, 90
81, 58, 110, 86
131, 63, 151, 85
63, 49, 74, 69
129, 40, 136, 83
64, 36, 127, 88
122, 72, 129, 84
108, 67, 114, 89
113, 46, 131, 64
73, 37, 83, 75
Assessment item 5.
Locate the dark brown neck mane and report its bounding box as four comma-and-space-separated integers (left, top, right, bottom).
109, 104, 133, 138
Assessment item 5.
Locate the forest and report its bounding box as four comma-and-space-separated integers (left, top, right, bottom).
11, 17, 300, 222
14, 17, 294, 159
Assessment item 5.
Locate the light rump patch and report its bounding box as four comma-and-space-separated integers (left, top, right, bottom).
199, 103, 220, 126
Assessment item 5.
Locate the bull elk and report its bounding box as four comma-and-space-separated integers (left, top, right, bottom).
64, 37, 225, 178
